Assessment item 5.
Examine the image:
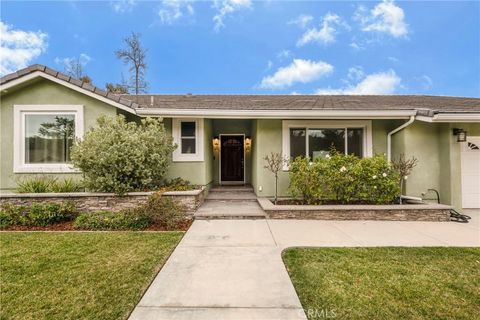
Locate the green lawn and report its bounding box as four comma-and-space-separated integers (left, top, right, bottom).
0, 232, 184, 320
283, 247, 480, 320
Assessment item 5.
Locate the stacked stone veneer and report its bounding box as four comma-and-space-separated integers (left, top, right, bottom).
0, 188, 205, 214
257, 198, 451, 222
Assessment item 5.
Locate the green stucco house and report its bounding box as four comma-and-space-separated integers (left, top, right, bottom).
1, 64, 479, 210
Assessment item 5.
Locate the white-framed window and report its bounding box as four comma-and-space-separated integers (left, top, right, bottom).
282, 120, 373, 170
13, 105, 84, 173
172, 118, 204, 162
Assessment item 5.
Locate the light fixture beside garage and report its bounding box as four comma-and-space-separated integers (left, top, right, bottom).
453, 128, 467, 142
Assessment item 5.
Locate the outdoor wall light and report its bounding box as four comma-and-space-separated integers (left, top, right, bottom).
453, 128, 467, 142
212, 136, 220, 152
245, 136, 252, 152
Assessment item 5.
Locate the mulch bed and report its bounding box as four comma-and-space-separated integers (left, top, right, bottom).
1, 219, 192, 232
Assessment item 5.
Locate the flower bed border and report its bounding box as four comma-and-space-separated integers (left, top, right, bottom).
257, 198, 451, 222
0, 187, 206, 215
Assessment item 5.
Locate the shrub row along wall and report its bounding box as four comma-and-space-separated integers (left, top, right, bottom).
0, 188, 205, 214
257, 199, 451, 222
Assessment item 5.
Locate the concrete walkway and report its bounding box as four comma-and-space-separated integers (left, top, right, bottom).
130, 210, 479, 320
129, 219, 306, 320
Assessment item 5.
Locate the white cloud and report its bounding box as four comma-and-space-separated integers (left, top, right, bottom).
297, 13, 349, 46
0, 21, 48, 75
110, 0, 137, 13
316, 69, 401, 95
354, 0, 408, 38
288, 14, 313, 28
158, 0, 195, 25
388, 56, 399, 62
213, 0, 251, 32
276, 49, 291, 60
54, 53, 91, 68
347, 66, 365, 81
349, 41, 364, 50
260, 59, 334, 89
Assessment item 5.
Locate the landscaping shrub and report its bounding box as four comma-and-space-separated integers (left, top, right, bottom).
29, 202, 77, 226
161, 177, 194, 191
288, 156, 325, 204
0, 202, 77, 227
139, 192, 187, 229
288, 153, 400, 204
0, 204, 26, 228
70, 115, 176, 194
50, 178, 84, 193
16, 176, 84, 193
73, 210, 149, 231
16, 176, 56, 193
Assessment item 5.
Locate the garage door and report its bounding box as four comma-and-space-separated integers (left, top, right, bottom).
461, 137, 480, 208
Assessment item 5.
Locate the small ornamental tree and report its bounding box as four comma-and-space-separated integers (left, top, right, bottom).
70, 115, 176, 194
391, 154, 418, 194
263, 152, 286, 204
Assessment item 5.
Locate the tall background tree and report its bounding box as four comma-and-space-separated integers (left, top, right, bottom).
64, 57, 92, 84
115, 32, 148, 95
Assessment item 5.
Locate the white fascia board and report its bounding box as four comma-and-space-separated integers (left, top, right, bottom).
417, 113, 480, 123
0, 71, 137, 115
136, 108, 417, 119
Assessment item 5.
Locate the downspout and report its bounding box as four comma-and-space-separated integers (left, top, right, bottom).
387, 115, 416, 162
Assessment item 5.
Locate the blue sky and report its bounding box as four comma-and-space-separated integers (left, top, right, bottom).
1, 0, 479, 96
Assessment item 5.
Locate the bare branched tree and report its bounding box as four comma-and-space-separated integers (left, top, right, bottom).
64, 57, 84, 79
115, 32, 148, 95
392, 154, 419, 193
263, 152, 287, 204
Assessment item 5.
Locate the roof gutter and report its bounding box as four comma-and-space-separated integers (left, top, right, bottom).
387, 115, 416, 162
417, 113, 480, 123
135, 108, 417, 119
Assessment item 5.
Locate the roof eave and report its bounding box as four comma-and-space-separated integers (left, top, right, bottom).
135, 108, 417, 119
0, 70, 137, 115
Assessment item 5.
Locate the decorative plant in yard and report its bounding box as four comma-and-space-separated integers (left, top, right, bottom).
263, 152, 287, 204
391, 154, 418, 194
70, 115, 176, 194
289, 153, 400, 204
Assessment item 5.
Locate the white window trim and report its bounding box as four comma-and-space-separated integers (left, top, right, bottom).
172, 118, 204, 162
13, 105, 84, 173
282, 120, 373, 170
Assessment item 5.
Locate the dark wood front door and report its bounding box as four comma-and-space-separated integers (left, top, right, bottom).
221, 135, 244, 182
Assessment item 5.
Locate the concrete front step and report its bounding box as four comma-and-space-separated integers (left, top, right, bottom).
194, 199, 266, 219
207, 191, 257, 200
210, 186, 254, 193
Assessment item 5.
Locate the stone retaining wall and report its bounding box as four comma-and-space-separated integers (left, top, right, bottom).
0, 188, 205, 214
257, 198, 451, 222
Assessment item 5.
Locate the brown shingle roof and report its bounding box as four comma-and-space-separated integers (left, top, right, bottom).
0, 64, 139, 111
124, 94, 480, 114
1, 65, 479, 115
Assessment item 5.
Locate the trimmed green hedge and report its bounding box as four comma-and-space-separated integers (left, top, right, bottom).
289, 153, 400, 204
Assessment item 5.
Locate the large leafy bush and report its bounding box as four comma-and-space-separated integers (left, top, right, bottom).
289, 153, 400, 204
70, 115, 176, 194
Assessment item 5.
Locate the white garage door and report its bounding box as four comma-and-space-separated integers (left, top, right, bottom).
461, 137, 480, 208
